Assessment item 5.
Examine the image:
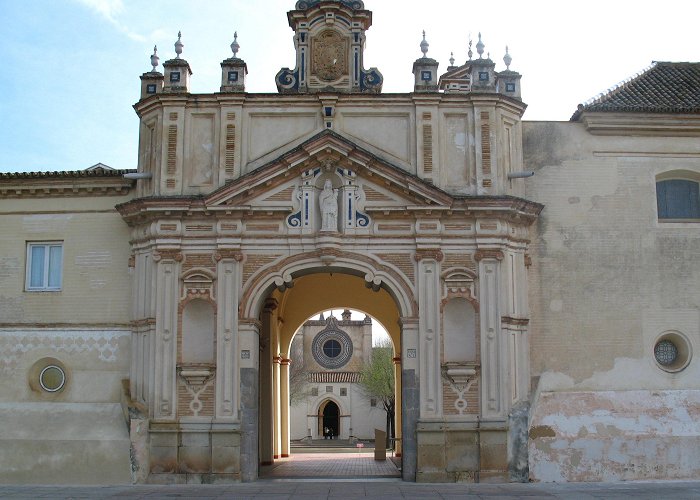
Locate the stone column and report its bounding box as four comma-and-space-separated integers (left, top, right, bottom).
258, 299, 277, 466
152, 250, 182, 420
393, 355, 403, 458
280, 357, 291, 457
238, 318, 261, 482
273, 355, 281, 459
400, 316, 419, 481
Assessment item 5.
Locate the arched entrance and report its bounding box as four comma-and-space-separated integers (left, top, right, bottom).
241, 255, 416, 480
319, 400, 339, 439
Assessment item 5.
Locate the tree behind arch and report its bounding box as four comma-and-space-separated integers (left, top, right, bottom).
359, 339, 395, 448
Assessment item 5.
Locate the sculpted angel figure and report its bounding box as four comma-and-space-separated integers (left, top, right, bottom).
319, 179, 338, 231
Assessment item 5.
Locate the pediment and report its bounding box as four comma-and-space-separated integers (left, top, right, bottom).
205, 130, 452, 212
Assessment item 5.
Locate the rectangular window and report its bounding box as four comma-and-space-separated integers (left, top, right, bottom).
340, 388, 347, 396
26, 242, 63, 291
657, 179, 700, 220
326, 385, 333, 393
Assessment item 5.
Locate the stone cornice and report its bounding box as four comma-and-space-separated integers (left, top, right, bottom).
0, 169, 135, 198
117, 192, 543, 228
133, 91, 527, 117
579, 112, 700, 137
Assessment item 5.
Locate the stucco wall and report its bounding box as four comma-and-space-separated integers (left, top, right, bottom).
0, 193, 133, 484
523, 120, 700, 481
0, 195, 132, 325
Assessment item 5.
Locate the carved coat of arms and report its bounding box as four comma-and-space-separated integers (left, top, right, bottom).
311, 30, 348, 82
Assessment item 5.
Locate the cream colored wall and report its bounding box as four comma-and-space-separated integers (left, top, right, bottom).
0, 193, 134, 484
524, 121, 700, 390
524, 120, 700, 482
138, 94, 525, 199
0, 195, 133, 325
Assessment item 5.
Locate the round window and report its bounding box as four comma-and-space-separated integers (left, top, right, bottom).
323, 339, 342, 358
39, 365, 66, 392
29, 357, 68, 396
654, 339, 678, 366
653, 331, 692, 373
312, 320, 353, 369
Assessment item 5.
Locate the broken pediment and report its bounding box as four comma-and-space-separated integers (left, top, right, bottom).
205, 130, 451, 218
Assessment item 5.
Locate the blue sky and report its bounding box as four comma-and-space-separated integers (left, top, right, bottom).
1, 0, 698, 173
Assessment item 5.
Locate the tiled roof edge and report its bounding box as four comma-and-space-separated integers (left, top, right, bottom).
571, 62, 658, 121
0, 168, 136, 179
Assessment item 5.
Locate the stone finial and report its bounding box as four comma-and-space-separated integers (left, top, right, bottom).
468, 36, 473, 61
476, 32, 484, 59
503, 45, 512, 70
175, 31, 183, 59
231, 31, 240, 58
342, 309, 352, 320
420, 31, 429, 58
449, 52, 455, 67
150, 45, 159, 72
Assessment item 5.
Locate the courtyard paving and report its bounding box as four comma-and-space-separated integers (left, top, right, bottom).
0, 479, 699, 499
260, 451, 400, 478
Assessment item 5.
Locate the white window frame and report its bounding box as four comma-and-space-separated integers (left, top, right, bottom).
26, 242, 63, 291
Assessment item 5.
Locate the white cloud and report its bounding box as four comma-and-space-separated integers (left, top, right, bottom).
74, 0, 146, 42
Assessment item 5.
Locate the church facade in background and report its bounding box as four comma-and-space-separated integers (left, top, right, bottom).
0, 0, 699, 485
288, 310, 386, 442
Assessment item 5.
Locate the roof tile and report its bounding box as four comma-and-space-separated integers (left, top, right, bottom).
571, 62, 700, 120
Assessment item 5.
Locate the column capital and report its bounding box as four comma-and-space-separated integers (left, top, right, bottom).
414, 249, 444, 262
214, 249, 244, 262
153, 249, 183, 262
398, 316, 419, 328
264, 297, 279, 312
239, 317, 262, 332
474, 249, 504, 262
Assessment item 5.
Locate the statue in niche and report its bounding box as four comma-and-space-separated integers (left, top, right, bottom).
319, 179, 338, 231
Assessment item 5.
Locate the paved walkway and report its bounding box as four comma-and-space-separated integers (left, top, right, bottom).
1, 479, 699, 499
260, 451, 401, 478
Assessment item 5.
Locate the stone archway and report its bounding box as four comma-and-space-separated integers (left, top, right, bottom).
240, 253, 418, 481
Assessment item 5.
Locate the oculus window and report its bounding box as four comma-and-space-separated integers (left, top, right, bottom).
311, 318, 353, 369
656, 178, 700, 220
26, 242, 63, 291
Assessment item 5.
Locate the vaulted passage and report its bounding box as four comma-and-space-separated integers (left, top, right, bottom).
257, 272, 404, 479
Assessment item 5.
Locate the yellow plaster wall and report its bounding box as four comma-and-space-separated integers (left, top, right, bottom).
0, 195, 132, 325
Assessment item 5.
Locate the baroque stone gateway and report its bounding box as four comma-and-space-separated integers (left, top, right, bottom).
1, 0, 700, 485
